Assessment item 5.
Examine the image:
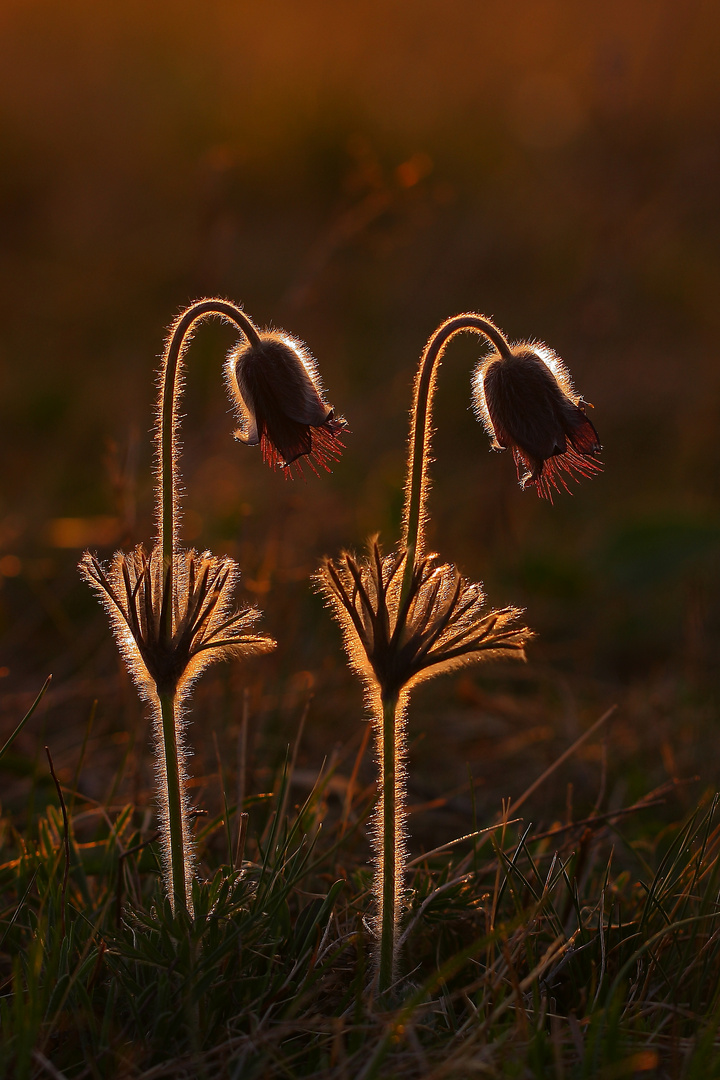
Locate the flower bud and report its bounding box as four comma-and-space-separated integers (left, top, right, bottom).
226, 332, 345, 474
473, 342, 602, 500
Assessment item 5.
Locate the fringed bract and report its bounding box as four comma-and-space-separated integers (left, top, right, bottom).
80, 545, 275, 700
318, 541, 532, 701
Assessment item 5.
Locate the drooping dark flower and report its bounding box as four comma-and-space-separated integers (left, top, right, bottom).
318, 541, 532, 702
80, 545, 275, 700
473, 342, 602, 501
226, 331, 346, 475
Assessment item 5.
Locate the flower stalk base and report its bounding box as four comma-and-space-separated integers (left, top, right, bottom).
378, 691, 403, 996
159, 692, 191, 916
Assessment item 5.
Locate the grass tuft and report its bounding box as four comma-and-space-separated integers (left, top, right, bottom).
2, 714, 720, 1077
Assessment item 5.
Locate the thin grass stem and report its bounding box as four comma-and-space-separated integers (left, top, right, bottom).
45, 745, 69, 939
0, 674, 51, 763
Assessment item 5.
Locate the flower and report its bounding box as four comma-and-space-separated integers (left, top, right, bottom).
473, 342, 602, 501
226, 331, 346, 475
318, 541, 532, 701
80, 545, 275, 699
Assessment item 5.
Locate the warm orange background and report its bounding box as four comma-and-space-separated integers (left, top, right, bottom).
1, 0, 718, 820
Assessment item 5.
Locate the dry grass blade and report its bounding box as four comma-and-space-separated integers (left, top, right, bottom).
505, 705, 617, 817
0, 675, 52, 762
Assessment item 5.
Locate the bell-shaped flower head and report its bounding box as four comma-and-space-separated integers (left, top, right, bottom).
473, 342, 602, 500
227, 331, 346, 475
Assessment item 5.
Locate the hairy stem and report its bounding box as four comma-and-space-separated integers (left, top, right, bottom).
378, 690, 403, 995
158, 691, 191, 916
158, 299, 261, 642
154, 299, 260, 911
400, 314, 511, 605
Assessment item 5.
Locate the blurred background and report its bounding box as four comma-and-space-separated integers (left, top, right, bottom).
1, 0, 719, 844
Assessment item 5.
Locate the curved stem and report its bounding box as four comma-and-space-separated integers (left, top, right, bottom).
158, 298, 261, 642
400, 314, 511, 604
377, 690, 403, 995
155, 298, 260, 914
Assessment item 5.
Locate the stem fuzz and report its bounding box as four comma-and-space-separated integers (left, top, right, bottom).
159, 692, 190, 916
401, 314, 511, 604
378, 692, 403, 995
